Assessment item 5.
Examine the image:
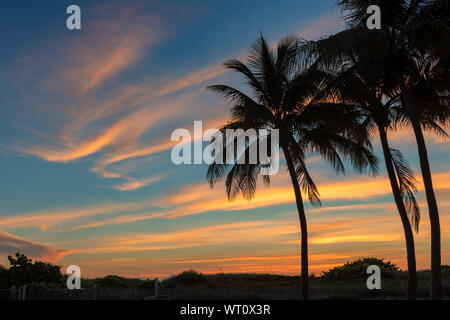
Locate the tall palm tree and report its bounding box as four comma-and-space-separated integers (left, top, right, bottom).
205, 35, 378, 299
335, 0, 450, 299
302, 33, 421, 298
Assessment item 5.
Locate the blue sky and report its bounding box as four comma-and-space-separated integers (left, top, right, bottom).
0, 0, 448, 278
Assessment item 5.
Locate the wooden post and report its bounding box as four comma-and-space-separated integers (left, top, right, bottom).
21, 285, 27, 300
9, 285, 16, 300
93, 284, 97, 300
155, 278, 159, 298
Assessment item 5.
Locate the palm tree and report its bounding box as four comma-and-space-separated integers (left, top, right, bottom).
335, 0, 449, 299
205, 35, 378, 299
302, 32, 421, 298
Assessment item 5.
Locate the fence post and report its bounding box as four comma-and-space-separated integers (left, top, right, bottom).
9, 285, 16, 300
93, 284, 97, 301
21, 285, 27, 300
155, 278, 159, 298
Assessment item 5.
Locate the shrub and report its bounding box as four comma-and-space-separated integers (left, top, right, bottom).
94, 275, 129, 288
442, 265, 450, 277
0, 265, 8, 288
164, 269, 206, 287
136, 279, 156, 290
320, 257, 399, 281
5, 253, 64, 287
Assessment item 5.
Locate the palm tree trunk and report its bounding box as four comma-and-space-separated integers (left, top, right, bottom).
378, 124, 417, 299
402, 90, 442, 299
283, 144, 309, 300
410, 118, 442, 299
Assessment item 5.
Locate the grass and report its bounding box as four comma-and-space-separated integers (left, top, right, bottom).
7, 271, 450, 300
156, 270, 450, 300
5, 262, 450, 300
68, 269, 450, 300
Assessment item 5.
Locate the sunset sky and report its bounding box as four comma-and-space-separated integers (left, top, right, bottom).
0, 0, 448, 279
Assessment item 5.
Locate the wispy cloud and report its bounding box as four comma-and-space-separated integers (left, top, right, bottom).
0, 200, 157, 231
67, 215, 414, 274
0, 232, 73, 264
7, 11, 346, 188
159, 171, 450, 219
16, 98, 187, 163
156, 65, 227, 96
2, 170, 447, 233
63, 211, 450, 277
111, 174, 166, 191
51, 5, 165, 95
77, 218, 385, 254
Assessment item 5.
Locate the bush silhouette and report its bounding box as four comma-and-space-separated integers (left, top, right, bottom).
320, 257, 399, 281
442, 265, 450, 278
94, 275, 129, 288
164, 269, 206, 287
3, 253, 64, 287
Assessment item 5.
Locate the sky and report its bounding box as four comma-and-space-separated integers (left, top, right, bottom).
0, 0, 448, 279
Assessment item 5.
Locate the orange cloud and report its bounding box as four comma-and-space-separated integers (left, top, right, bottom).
160, 171, 450, 219
0, 169, 448, 233
40, 171, 450, 232
0, 232, 73, 264
72, 215, 404, 256
111, 174, 165, 191
57, 6, 164, 95
0, 200, 157, 231
156, 65, 227, 96
9, 13, 346, 181
15, 89, 207, 164
55, 204, 450, 277
387, 125, 448, 145
64, 213, 425, 276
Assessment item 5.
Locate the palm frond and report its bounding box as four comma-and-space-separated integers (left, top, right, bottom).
284, 136, 322, 206
391, 148, 421, 232
222, 59, 271, 105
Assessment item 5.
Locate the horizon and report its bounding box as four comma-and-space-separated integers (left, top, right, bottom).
0, 0, 449, 280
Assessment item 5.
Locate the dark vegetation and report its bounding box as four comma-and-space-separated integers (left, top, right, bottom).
0, 253, 64, 288
320, 257, 399, 281
1, 254, 449, 299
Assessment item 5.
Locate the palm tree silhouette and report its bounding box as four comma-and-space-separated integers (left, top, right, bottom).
302, 31, 421, 298
335, 0, 449, 299
206, 35, 378, 299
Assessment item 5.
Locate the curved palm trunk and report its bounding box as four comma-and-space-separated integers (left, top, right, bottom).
378, 124, 417, 300
411, 119, 441, 299
283, 145, 309, 300
402, 90, 442, 299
